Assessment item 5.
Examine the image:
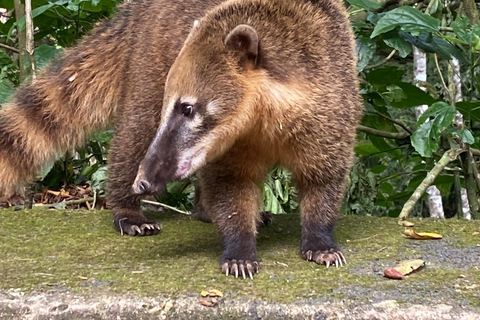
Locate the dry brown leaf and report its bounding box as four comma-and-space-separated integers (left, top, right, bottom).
200, 300, 216, 307
201, 289, 223, 298
394, 259, 425, 276
384, 268, 404, 280
404, 228, 442, 240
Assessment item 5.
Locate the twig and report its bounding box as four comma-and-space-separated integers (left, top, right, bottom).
141, 199, 191, 215
364, 50, 396, 71
33, 197, 95, 208
471, 148, 480, 157
368, 110, 413, 135
0, 43, 19, 53
357, 125, 410, 139
398, 148, 465, 221
434, 53, 449, 93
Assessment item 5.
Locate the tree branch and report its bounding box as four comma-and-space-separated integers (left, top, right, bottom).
367, 111, 413, 135
357, 125, 410, 139
0, 43, 19, 53
398, 148, 465, 221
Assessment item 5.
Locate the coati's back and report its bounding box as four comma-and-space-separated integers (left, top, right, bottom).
0, 0, 222, 199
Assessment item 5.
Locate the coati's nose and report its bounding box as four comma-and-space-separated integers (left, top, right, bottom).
132, 179, 151, 195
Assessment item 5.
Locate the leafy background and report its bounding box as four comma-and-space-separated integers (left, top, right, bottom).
0, 0, 479, 219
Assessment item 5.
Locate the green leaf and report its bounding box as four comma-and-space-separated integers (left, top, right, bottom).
379, 182, 394, 195
455, 129, 475, 145
34, 44, 60, 69
412, 102, 456, 157
399, 31, 467, 63
0, 79, 14, 104
418, 102, 456, 125
355, 142, 380, 156
371, 6, 439, 38
411, 121, 436, 157
456, 101, 480, 122
382, 32, 412, 57
347, 0, 381, 10
452, 16, 480, 45
356, 35, 377, 72
366, 66, 404, 85
370, 165, 387, 174
390, 83, 437, 109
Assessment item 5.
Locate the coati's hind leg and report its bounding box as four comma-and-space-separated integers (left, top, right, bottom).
108, 110, 161, 236
198, 163, 263, 279
296, 176, 347, 267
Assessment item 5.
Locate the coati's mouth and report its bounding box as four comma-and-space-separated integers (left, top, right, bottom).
175, 148, 206, 179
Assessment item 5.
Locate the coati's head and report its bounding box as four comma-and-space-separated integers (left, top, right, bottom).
132, 21, 262, 194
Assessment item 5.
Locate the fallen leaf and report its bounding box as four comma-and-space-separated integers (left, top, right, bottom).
384, 268, 404, 280
404, 228, 442, 240
200, 300, 216, 307
394, 259, 425, 276
473, 232, 479, 236
399, 220, 415, 227
384, 259, 425, 280
201, 289, 223, 298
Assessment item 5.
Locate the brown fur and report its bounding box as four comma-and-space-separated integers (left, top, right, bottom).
0, 0, 222, 234
134, 0, 362, 276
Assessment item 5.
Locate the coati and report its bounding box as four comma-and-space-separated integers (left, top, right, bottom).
0, 0, 361, 278
132, 0, 362, 278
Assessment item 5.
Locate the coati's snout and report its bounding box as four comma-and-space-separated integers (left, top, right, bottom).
131, 99, 210, 195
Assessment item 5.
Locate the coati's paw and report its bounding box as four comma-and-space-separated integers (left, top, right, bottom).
113, 210, 161, 236
302, 249, 347, 268
220, 259, 259, 279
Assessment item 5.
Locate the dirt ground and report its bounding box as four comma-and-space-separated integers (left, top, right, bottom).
0, 209, 479, 319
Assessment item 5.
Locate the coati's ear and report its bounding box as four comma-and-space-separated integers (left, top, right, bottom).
224, 24, 259, 67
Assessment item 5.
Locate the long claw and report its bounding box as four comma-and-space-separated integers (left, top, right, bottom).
326, 261, 330, 268
239, 263, 246, 279
132, 225, 142, 235
248, 270, 253, 280
307, 250, 313, 261
254, 261, 259, 273
233, 263, 239, 278
333, 253, 340, 268
338, 251, 347, 264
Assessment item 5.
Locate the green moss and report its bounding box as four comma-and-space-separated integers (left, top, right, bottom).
0, 209, 478, 304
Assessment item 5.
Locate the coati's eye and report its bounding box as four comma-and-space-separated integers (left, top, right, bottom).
181, 103, 194, 117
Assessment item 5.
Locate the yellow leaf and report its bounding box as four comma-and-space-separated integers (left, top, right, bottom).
404, 228, 442, 240
200, 289, 223, 298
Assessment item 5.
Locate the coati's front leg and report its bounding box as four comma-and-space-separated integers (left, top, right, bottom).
107, 109, 162, 236
297, 177, 347, 267
198, 164, 261, 279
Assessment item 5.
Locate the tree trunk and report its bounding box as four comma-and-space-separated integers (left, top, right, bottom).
413, 46, 445, 219
13, 0, 27, 83
450, 57, 474, 220
25, 0, 36, 79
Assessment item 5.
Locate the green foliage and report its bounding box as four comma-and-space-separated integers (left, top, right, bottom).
370, 6, 439, 38
349, 1, 480, 219
411, 102, 456, 157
